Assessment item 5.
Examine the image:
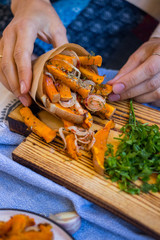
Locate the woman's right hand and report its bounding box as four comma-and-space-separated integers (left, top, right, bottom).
0, 0, 68, 106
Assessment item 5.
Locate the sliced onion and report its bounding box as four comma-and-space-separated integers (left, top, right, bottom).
59, 92, 76, 108
77, 129, 95, 146
59, 127, 67, 149
78, 131, 91, 141
70, 51, 80, 67
87, 136, 96, 150
41, 95, 48, 107
77, 138, 91, 144
25, 226, 39, 232
51, 58, 81, 79
44, 71, 56, 83
61, 50, 79, 66
68, 126, 88, 136
83, 80, 95, 87
82, 80, 95, 93
62, 60, 81, 79
84, 94, 106, 112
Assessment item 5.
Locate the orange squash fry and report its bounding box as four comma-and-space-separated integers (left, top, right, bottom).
49, 59, 73, 72
51, 54, 75, 63
94, 84, 113, 96
62, 119, 74, 129
98, 103, 116, 119
79, 66, 104, 84
79, 55, 102, 67
59, 83, 72, 101
47, 65, 90, 98
66, 133, 79, 160
43, 74, 60, 103
82, 112, 93, 129
20, 107, 57, 143
92, 120, 114, 175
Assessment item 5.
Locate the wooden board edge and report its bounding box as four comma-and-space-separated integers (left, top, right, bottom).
7, 102, 41, 136
12, 152, 160, 240
8, 116, 31, 137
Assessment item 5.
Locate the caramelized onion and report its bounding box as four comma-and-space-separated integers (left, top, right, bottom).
59, 127, 67, 149
87, 136, 96, 150
84, 94, 106, 112
59, 92, 76, 108
44, 71, 56, 83
61, 50, 79, 66
68, 126, 88, 136
63, 60, 81, 79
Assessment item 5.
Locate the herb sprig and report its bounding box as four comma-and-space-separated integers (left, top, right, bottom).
104, 100, 160, 194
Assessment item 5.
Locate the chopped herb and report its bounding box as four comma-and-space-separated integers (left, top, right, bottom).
104, 100, 160, 194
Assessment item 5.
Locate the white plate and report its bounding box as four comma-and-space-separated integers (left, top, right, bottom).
0, 209, 74, 240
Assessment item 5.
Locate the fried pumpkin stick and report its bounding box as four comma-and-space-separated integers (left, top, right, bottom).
20, 107, 57, 143
47, 65, 90, 99
79, 55, 102, 67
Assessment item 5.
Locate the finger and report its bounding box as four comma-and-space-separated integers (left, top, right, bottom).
50, 27, 68, 48
134, 88, 160, 103
109, 72, 160, 102
0, 49, 32, 106
108, 93, 120, 102
0, 39, 11, 91
108, 46, 147, 84
112, 55, 160, 95
2, 28, 20, 97
2, 27, 33, 106
49, 8, 68, 48
19, 94, 32, 106
0, 69, 11, 91
119, 72, 160, 100
14, 25, 37, 95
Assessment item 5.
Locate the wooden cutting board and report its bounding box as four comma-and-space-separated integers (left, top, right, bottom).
8, 101, 160, 239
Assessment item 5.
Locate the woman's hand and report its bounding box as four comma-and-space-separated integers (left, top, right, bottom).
0, 0, 68, 106
108, 37, 160, 107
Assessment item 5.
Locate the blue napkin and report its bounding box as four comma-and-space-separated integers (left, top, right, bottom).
0, 69, 156, 240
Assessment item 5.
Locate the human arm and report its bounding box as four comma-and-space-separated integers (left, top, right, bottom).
108, 23, 160, 107
0, 0, 68, 106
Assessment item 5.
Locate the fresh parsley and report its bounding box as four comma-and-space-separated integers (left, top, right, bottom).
104, 100, 160, 194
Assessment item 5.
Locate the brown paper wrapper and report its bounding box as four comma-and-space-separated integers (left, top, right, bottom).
30, 43, 97, 125
31, 43, 92, 103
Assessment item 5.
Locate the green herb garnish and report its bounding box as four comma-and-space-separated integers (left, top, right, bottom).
104, 100, 160, 194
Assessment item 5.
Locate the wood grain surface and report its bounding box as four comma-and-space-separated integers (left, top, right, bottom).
9, 100, 160, 239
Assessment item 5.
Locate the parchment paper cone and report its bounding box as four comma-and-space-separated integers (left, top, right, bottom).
30, 43, 97, 125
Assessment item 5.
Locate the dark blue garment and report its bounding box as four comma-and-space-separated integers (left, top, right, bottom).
67, 0, 145, 67
0, 0, 145, 66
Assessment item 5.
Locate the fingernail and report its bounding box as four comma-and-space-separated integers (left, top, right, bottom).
108, 93, 120, 102
19, 96, 29, 106
20, 81, 26, 94
113, 83, 125, 94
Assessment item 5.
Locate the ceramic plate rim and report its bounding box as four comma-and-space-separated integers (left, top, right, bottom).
0, 208, 75, 240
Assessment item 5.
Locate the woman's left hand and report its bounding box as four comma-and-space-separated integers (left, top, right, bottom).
108, 38, 160, 107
